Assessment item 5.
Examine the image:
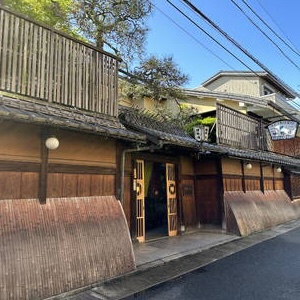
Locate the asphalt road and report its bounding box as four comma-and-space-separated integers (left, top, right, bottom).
124, 227, 300, 300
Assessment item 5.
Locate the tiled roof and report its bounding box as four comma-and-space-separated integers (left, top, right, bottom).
119, 106, 300, 170
0, 95, 146, 142
200, 71, 298, 98
119, 106, 199, 148
201, 142, 300, 170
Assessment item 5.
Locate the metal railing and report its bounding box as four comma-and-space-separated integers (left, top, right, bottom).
0, 6, 118, 116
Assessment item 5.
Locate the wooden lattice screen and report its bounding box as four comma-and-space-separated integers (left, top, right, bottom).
0, 7, 118, 116
216, 103, 272, 151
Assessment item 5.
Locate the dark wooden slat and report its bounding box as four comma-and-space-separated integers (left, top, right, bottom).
0, 172, 21, 198
21, 172, 39, 198
0, 160, 40, 172
217, 103, 271, 151
48, 164, 116, 175
77, 174, 92, 196
47, 173, 63, 198
62, 174, 77, 197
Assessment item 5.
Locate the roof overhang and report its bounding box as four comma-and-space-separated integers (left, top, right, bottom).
200, 71, 298, 99
119, 107, 199, 149
183, 88, 269, 108
0, 95, 146, 143
199, 142, 300, 171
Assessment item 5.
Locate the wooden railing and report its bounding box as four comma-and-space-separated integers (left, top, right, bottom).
217, 103, 273, 151
0, 7, 118, 116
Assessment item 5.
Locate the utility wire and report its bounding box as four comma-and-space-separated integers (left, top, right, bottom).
242, 0, 300, 58
229, 0, 300, 72
168, 0, 300, 110
165, 0, 259, 74
152, 2, 235, 70
255, 0, 300, 56
179, 0, 299, 98
163, 0, 300, 110
244, 0, 300, 110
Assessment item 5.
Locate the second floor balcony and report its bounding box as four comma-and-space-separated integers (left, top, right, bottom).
0, 6, 118, 117
216, 103, 273, 152
216, 103, 300, 158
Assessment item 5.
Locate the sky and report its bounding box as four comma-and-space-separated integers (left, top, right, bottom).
145, 0, 300, 96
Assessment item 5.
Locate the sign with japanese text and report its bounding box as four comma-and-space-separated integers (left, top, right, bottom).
267, 120, 298, 140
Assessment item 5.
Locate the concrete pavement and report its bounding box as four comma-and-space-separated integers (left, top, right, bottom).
49, 219, 300, 300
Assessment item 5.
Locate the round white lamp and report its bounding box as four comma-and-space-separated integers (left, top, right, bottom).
45, 136, 59, 150
276, 167, 282, 173
245, 162, 252, 170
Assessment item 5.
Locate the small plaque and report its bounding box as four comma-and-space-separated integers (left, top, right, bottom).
267, 120, 298, 140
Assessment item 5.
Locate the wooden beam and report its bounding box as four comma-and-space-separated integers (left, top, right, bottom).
260, 163, 265, 193
241, 160, 246, 193
39, 133, 48, 204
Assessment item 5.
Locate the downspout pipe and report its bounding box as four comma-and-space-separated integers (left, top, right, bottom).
120, 142, 164, 206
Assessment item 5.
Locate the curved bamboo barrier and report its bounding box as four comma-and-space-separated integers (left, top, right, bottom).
0, 196, 135, 299
224, 190, 300, 236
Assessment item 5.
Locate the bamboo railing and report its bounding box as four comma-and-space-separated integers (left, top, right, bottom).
0, 6, 118, 116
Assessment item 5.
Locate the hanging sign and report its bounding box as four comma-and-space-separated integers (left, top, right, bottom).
267, 120, 298, 140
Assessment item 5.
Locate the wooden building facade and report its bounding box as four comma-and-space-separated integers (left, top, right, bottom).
1, 6, 300, 299
119, 71, 300, 239
0, 7, 144, 300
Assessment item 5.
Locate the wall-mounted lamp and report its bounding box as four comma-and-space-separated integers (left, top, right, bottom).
45, 136, 59, 150
245, 162, 252, 170
276, 166, 282, 173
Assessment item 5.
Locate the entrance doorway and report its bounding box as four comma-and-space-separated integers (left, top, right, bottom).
135, 159, 178, 242
145, 162, 168, 240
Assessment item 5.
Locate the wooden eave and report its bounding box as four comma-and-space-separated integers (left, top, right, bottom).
184, 88, 269, 108
199, 142, 300, 171
119, 107, 199, 149
200, 71, 298, 99
0, 95, 146, 143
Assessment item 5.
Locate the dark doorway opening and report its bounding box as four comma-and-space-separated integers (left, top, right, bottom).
145, 162, 168, 240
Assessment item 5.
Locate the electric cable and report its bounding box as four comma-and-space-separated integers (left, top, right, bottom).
242, 0, 300, 57
250, 0, 300, 110
178, 0, 299, 98
152, 2, 235, 70
165, 0, 260, 75
229, 0, 300, 72
180, 0, 277, 75
255, 0, 300, 56
165, 0, 300, 110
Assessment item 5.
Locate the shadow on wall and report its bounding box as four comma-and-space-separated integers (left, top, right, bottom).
0, 196, 135, 300
224, 190, 300, 236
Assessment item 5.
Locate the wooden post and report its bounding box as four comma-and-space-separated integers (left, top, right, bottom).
260, 163, 265, 193
241, 160, 246, 193
217, 157, 224, 224
39, 132, 49, 204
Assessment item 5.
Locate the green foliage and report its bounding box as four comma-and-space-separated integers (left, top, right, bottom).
71, 0, 152, 66
185, 117, 216, 135
3, 0, 152, 66
148, 103, 216, 143
185, 116, 216, 142
153, 105, 195, 129
2, 0, 74, 34
122, 55, 189, 101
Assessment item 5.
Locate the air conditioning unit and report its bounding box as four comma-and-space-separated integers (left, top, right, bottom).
193, 125, 210, 141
